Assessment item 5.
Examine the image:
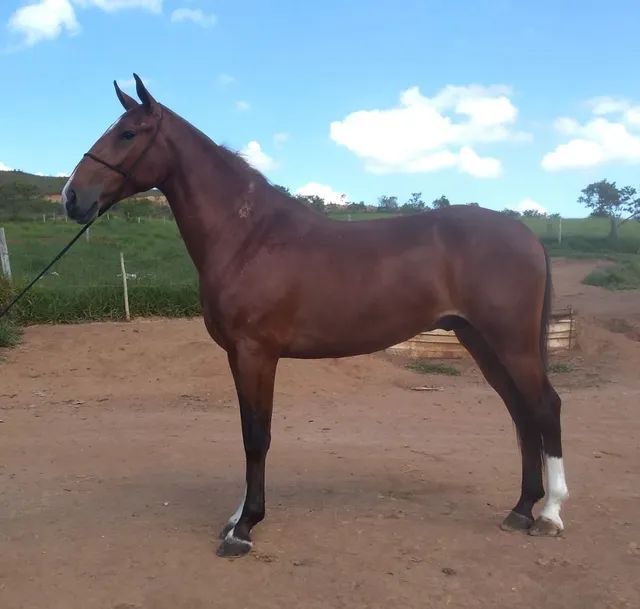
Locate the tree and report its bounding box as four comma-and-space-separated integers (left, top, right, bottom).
522, 209, 546, 218
466, 201, 480, 207
578, 179, 640, 240
407, 192, 425, 208
296, 194, 325, 213
400, 192, 425, 214
0, 182, 39, 203
378, 195, 398, 211
431, 195, 450, 209
273, 184, 291, 196
501, 208, 521, 218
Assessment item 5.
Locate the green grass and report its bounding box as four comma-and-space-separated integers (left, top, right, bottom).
548, 362, 572, 374
583, 258, 640, 290
1, 217, 199, 326
0, 319, 22, 349
406, 360, 461, 376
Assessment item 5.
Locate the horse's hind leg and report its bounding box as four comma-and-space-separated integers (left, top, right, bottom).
455, 325, 545, 531
493, 348, 568, 536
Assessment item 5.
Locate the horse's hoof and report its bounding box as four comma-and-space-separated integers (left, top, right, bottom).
528, 517, 563, 537
500, 511, 533, 532
218, 521, 235, 540
216, 533, 253, 558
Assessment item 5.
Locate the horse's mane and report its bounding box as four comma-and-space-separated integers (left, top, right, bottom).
217, 144, 270, 187
168, 106, 307, 210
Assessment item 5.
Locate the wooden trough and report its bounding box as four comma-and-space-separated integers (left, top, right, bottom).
387, 307, 576, 359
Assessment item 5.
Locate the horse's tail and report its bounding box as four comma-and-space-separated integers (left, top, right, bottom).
540, 244, 552, 372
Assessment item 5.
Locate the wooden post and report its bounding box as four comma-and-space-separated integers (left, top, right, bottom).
0, 227, 12, 281
120, 252, 131, 321
42, 214, 46, 223
137, 217, 141, 224
558, 217, 562, 245
85, 227, 90, 242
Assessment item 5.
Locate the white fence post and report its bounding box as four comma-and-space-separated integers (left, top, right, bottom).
558, 217, 563, 245
120, 252, 131, 321
0, 227, 12, 281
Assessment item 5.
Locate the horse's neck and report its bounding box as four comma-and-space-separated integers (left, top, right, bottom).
158, 114, 286, 272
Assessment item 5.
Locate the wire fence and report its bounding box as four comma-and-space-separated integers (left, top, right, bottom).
0, 217, 199, 323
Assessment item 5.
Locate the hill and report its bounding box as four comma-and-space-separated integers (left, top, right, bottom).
0, 170, 67, 195
0, 170, 161, 199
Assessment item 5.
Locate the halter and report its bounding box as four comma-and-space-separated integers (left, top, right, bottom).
82, 107, 164, 202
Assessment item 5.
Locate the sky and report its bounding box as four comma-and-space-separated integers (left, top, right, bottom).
1, 1, 640, 217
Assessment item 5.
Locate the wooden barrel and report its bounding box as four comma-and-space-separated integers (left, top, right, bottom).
386, 307, 575, 359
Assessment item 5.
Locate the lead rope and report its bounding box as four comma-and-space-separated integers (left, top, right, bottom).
0, 215, 99, 319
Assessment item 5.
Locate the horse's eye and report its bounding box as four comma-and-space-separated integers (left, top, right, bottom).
121, 131, 136, 140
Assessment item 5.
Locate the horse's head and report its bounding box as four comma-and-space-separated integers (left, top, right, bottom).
62, 74, 165, 223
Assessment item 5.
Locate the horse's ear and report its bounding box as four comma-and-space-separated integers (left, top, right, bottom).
133, 73, 157, 114
113, 80, 138, 111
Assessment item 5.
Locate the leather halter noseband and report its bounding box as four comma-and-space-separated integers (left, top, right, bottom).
82, 107, 164, 199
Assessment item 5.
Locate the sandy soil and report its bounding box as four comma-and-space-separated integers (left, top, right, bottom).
1, 258, 639, 609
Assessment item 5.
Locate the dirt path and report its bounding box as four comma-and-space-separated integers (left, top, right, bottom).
1, 259, 639, 609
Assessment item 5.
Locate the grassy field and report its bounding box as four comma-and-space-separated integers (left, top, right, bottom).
1, 218, 198, 326
0, 211, 639, 340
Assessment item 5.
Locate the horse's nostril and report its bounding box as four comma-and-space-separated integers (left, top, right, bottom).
65, 188, 77, 210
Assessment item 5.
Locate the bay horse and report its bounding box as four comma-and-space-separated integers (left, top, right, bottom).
61, 74, 568, 557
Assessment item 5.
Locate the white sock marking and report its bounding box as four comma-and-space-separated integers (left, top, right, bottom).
540, 455, 568, 529
224, 526, 252, 547
227, 485, 246, 528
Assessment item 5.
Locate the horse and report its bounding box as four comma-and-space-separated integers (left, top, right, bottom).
61, 74, 568, 557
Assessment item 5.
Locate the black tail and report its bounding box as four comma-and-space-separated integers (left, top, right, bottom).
540, 245, 552, 372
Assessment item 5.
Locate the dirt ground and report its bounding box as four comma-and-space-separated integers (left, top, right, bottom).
1, 258, 639, 609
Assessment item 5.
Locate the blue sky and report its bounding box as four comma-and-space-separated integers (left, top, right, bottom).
1, 0, 640, 217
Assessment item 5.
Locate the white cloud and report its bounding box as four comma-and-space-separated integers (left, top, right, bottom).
588, 96, 631, 116
458, 146, 502, 178
273, 132, 289, 147
235, 100, 251, 111
0, 161, 13, 171
510, 198, 547, 215
296, 182, 348, 205
170, 8, 217, 27
218, 73, 235, 87
75, 0, 162, 12
329, 84, 525, 178
543, 97, 640, 171
8, 0, 80, 47
239, 141, 276, 172
7, 0, 162, 47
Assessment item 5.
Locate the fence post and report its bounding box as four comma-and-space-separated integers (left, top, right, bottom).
0, 227, 12, 281
120, 252, 131, 321
85, 227, 90, 242
558, 217, 562, 245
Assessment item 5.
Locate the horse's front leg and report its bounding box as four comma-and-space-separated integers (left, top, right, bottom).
217, 341, 277, 558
